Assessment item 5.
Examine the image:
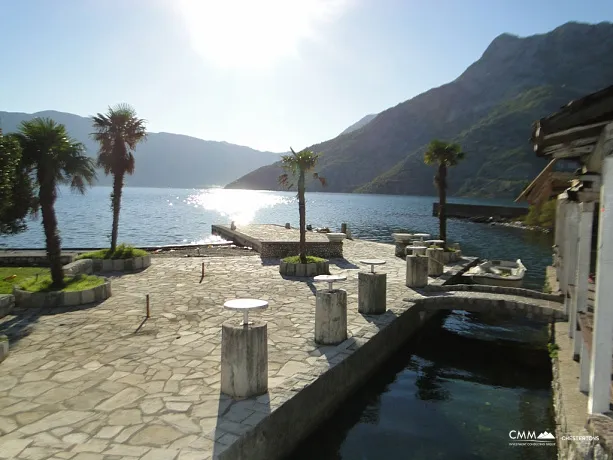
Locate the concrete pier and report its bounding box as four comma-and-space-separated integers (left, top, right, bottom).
427, 247, 445, 276
406, 254, 429, 287
358, 272, 387, 314
221, 321, 268, 398
315, 289, 348, 344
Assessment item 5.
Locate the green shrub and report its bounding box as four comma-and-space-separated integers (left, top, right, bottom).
77, 243, 147, 260
282, 255, 327, 264
520, 199, 556, 230
18, 274, 105, 293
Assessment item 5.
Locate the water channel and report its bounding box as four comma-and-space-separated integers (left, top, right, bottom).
286, 310, 556, 460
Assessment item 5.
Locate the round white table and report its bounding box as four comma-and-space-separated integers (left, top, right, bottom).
223, 298, 268, 326
414, 233, 431, 241
314, 274, 347, 290
406, 245, 428, 255
425, 239, 445, 247
359, 259, 386, 273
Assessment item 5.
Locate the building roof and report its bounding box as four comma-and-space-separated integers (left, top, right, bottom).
532, 84, 613, 157
515, 159, 574, 205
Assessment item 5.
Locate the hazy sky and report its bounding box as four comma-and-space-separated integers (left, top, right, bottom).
1, 0, 612, 152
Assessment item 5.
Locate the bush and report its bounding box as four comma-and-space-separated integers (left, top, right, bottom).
77, 244, 148, 260
282, 255, 327, 264
520, 199, 556, 230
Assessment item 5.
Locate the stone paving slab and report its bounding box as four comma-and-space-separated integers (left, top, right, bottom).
0, 238, 471, 460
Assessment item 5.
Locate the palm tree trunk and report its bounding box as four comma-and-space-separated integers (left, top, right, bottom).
110, 172, 124, 252
438, 164, 447, 243
39, 178, 63, 288
298, 170, 307, 264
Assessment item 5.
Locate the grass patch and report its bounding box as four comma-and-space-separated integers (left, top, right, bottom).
18, 274, 105, 293
282, 255, 327, 264
0, 267, 49, 294
77, 243, 147, 260
547, 342, 559, 359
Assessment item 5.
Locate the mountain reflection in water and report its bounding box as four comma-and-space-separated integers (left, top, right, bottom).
287, 311, 556, 460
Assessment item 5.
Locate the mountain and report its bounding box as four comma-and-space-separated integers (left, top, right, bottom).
226, 21, 613, 198
339, 114, 377, 135
0, 110, 280, 188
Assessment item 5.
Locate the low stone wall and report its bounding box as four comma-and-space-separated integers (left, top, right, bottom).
279, 260, 329, 277
221, 306, 437, 460
423, 283, 564, 302
13, 279, 111, 308
90, 255, 151, 273
260, 242, 342, 259
0, 335, 8, 364
0, 295, 14, 319
433, 202, 529, 220
0, 254, 73, 267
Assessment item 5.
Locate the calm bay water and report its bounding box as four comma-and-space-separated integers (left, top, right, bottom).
287, 311, 556, 460
0, 186, 552, 289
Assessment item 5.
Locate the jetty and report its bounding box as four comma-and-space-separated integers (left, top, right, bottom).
0, 224, 564, 460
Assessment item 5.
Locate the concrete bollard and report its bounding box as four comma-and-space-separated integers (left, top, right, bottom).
358, 272, 387, 314
406, 255, 429, 288
427, 247, 445, 276
395, 243, 409, 258
405, 246, 427, 257
315, 289, 347, 345
221, 321, 268, 398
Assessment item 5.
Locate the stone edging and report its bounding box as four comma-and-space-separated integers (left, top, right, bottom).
13, 278, 111, 308
89, 255, 151, 273
279, 260, 330, 277
0, 335, 8, 364
422, 283, 564, 302
0, 295, 14, 319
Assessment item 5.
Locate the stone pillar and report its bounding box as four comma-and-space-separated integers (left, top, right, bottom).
406, 255, 428, 288
315, 289, 347, 345
221, 321, 268, 398
564, 203, 580, 319
573, 202, 595, 357
395, 243, 409, 258
426, 247, 444, 276
589, 154, 613, 414
580, 340, 590, 393
358, 272, 386, 315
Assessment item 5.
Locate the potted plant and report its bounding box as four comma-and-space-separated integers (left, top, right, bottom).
278, 148, 329, 277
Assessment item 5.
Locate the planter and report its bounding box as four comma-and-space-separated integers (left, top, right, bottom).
0, 295, 14, 319
279, 261, 329, 277
0, 335, 8, 364
90, 255, 151, 273
13, 278, 111, 309
325, 233, 346, 243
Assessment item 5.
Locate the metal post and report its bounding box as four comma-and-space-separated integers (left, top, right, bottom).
146, 294, 150, 318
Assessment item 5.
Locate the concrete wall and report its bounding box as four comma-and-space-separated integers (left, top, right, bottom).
0, 295, 14, 319
260, 242, 342, 259
433, 203, 529, 219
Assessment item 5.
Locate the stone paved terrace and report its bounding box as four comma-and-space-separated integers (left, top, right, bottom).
0, 238, 475, 460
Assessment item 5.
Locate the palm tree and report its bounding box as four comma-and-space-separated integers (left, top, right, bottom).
91, 104, 147, 252
423, 140, 465, 243
278, 148, 326, 264
14, 118, 96, 288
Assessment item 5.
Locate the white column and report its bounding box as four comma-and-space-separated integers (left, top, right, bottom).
557, 198, 569, 289
588, 156, 613, 414
564, 202, 579, 329
573, 202, 595, 357
580, 339, 590, 393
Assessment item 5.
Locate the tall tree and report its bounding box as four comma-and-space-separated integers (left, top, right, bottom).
0, 131, 36, 234
279, 148, 326, 264
91, 104, 147, 252
14, 118, 96, 288
424, 140, 465, 243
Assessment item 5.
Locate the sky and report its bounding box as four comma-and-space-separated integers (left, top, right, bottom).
1, 0, 612, 152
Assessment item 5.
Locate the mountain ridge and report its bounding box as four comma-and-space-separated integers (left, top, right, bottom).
0, 110, 281, 189
225, 21, 613, 198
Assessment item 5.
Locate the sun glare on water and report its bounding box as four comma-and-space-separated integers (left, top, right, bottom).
174, 0, 350, 69
186, 189, 290, 226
